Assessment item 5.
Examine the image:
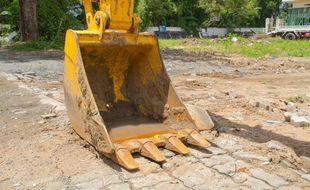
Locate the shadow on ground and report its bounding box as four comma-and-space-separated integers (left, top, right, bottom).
209, 112, 310, 158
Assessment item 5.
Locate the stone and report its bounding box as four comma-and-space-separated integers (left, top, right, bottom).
22, 71, 36, 76
249, 168, 288, 187
232, 172, 249, 183
214, 139, 243, 152
206, 147, 226, 155
286, 102, 296, 112
301, 174, 310, 181
130, 172, 172, 189
201, 154, 235, 167
38, 120, 46, 124
102, 174, 122, 186
74, 178, 104, 190
141, 180, 188, 190
227, 90, 237, 98
41, 113, 57, 119
106, 183, 131, 190
258, 101, 271, 111
249, 99, 259, 107
280, 160, 296, 169
233, 151, 270, 162
283, 112, 296, 122
300, 156, 310, 171
70, 169, 117, 189
266, 140, 286, 151
189, 147, 213, 159
243, 176, 272, 190
172, 162, 214, 187
186, 78, 196, 82
193, 173, 242, 190
290, 115, 310, 127
278, 186, 302, 190
213, 160, 250, 176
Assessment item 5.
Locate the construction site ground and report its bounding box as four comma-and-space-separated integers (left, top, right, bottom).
0, 48, 309, 190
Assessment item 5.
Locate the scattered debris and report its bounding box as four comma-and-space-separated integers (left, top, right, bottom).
14, 110, 27, 115
226, 90, 237, 98
231, 37, 238, 43
3, 31, 17, 43
41, 113, 57, 119
38, 120, 46, 124
290, 115, 309, 127
22, 71, 36, 76
265, 120, 280, 125
301, 174, 310, 181
266, 140, 286, 151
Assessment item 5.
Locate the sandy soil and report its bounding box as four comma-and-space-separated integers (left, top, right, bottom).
0, 48, 309, 189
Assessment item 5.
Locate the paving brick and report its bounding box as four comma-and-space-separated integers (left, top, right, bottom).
201, 154, 235, 167
193, 173, 243, 190
141, 180, 189, 190
249, 168, 288, 187
130, 172, 172, 189
106, 183, 131, 190
213, 160, 250, 176
189, 147, 213, 159
278, 186, 302, 190
206, 147, 227, 155
243, 176, 272, 190
171, 162, 214, 187
233, 151, 270, 162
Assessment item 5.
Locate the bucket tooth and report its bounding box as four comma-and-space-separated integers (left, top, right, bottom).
114, 145, 139, 170
161, 134, 190, 154
182, 129, 211, 148
139, 139, 166, 162
122, 141, 141, 153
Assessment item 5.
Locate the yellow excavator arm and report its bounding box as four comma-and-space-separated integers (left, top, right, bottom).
83, 0, 140, 37
64, 0, 214, 170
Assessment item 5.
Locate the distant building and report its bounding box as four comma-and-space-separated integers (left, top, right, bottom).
283, 0, 310, 8
283, 0, 310, 26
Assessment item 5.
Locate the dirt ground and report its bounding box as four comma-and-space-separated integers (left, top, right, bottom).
0, 48, 309, 190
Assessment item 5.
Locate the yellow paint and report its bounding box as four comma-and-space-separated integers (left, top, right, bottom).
106, 51, 129, 102
64, 0, 178, 165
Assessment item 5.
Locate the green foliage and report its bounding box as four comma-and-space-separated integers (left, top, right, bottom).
37, 0, 83, 43
158, 37, 310, 58
0, 0, 83, 48
139, 0, 176, 29
199, 0, 259, 28
11, 40, 63, 51
159, 39, 183, 49
0, 0, 20, 31
254, 0, 282, 26
287, 96, 305, 103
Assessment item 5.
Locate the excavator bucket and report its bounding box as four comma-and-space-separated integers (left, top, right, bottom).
64, 0, 214, 170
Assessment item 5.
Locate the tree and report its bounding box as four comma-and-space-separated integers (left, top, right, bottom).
199, 0, 259, 29
19, 0, 38, 41
254, 0, 282, 26
172, 0, 205, 34
139, 0, 176, 29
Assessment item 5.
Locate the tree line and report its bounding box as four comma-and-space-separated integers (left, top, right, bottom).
0, 0, 287, 42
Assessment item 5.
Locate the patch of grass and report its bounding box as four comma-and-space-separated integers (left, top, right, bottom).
11, 40, 63, 51
159, 37, 310, 58
158, 39, 183, 49
287, 96, 305, 103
